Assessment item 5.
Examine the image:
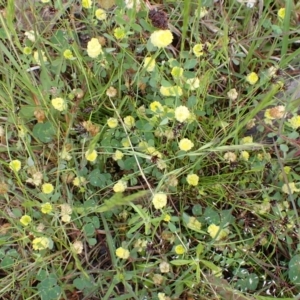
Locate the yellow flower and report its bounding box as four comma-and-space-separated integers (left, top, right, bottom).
160, 86, 171, 96
59, 147, 72, 161
25, 30, 35, 42
9, 160, 21, 172
32, 237, 50, 250
282, 182, 300, 194
178, 138, 194, 151
240, 151, 250, 161
116, 247, 130, 259
171, 66, 184, 78
87, 38, 103, 58
112, 150, 124, 161
125, 0, 141, 10
174, 245, 186, 255
150, 101, 163, 112
114, 27, 126, 40
42, 183, 54, 194
23, 47, 32, 55
61, 214, 71, 222
288, 115, 300, 130
197, 7, 208, 18
144, 57, 156, 72
240, 136, 253, 144
246, 72, 259, 85
41, 0, 50, 2
106, 86, 117, 97
163, 214, 171, 222
186, 77, 200, 90
20, 215, 32, 226
26, 171, 43, 186
278, 7, 285, 19
73, 176, 86, 186
124, 116, 135, 128
169, 86, 183, 96
61, 203, 72, 215
85, 149, 98, 162
41, 202, 53, 214
227, 88, 238, 100
175, 106, 190, 123
82, 0, 92, 9
122, 138, 130, 147
113, 180, 127, 193
207, 224, 229, 240
152, 192, 167, 209
63, 49, 75, 60
95, 8, 107, 20
193, 43, 204, 57
51, 97, 67, 111
264, 106, 285, 120
107, 117, 118, 128
186, 174, 199, 186
150, 30, 173, 48
159, 261, 170, 273
72, 240, 83, 254
224, 152, 237, 162
33, 50, 47, 65
187, 216, 202, 231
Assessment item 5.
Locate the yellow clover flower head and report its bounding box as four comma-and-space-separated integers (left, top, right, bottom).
160, 86, 171, 96
171, 66, 184, 78
114, 27, 126, 40
288, 115, 300, 130
116, 247, 130, 259
178, 138, 194, 151
186, 174, 199, 186
32, 237, 50, 250
264, 105, 285, 120
175, 105, 190, 123
42, 183, 54, 194
282, 182, 300, 194
95, 8, 107, 20
192, 43, 204, 57
150, 101, 163, 113
278, 7, 285, 19
224, 151, 237, 162
169, 86, 183, 96
51, 97, 67, 111
41, 202, 53, 214
73, 176, 86, 187
150, 29, 173, 48
33, 50, 47, 65
124, 116, 135, 129
246, 72, 259, 85
106, 86, 117, 97
186, 77, 200, 91
240, 151, 250, 161
113, 180, 127, 193
82, 0, 92, 9
24, 30, 35, 42
227, 88, 238, 100
112, 150, 124, 161
207, 224, 229, 240
85, 149, 98, 162
174, 244, 186, 255
143, 57, 156, 72
159, 261, 170, 273
9, 160, 21, 172
72, 240, 83, 254
63, 49, 75, 60
240, 136, 253, 144
23, 47, 32, 55
107, 117, 118, 128
20, 215, 32, 226
87, 38, 103, 58
152, 192, 167, 209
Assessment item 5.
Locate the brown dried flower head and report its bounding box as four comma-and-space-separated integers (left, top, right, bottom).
149, 9, 169, 30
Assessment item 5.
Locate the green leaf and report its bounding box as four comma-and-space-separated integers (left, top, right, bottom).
169, 259, 192, 266
288, 254, 300, 285
235, 273, 259, 292
32, 121, 55, 143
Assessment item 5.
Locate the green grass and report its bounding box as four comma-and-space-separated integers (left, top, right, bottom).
0, 0, 300, 299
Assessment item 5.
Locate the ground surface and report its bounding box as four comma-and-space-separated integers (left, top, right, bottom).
0, 0, 300, 299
